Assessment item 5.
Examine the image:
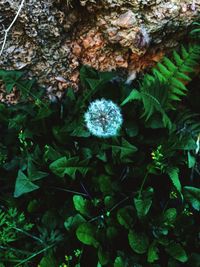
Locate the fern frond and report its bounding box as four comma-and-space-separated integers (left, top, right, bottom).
122, 44, 200, 129
155, 44, 200, 102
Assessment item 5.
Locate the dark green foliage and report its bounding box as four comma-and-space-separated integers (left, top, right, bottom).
0, 37, 200, 266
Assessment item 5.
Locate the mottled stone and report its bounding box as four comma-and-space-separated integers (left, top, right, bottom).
0, 0, 199, 98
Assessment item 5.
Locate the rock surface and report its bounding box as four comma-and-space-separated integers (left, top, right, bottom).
0, 0, 199, 99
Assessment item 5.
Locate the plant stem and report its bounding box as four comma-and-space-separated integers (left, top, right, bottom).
14, 244, 54, 267
50, 186, 88, 197
109, 196, 129, 213
139, 172, 149, 197
11, 226, 44, 244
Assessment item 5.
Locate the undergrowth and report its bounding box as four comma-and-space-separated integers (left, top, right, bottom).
0, 30, 200, 267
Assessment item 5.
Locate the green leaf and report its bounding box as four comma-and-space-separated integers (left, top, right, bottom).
103, 138, 137, 162
73, 195, 90, 217
98, 247, 109, 265
33, 104, 53, 120
76, 223, 99, 247
134, 197, 152, 218
117, 206, 135, 229
64, 214, 86, 231
98, 175, 113, 195
44, 145, 62, 162
183, 186, 200, 211
165, 242, 188, 263
14, 170, 39, 198
166, 167, 182, 194
147, 242, 159, 263
39, 253, 57, 267
134, 187, 153, 218
187, 151, 196, 168
114, 256, 124, 267
49, 156, 89, 179
8, 114, 26, 130
27, 160, 48, 181
128, 230, 149, 254
163, 208, 177, 227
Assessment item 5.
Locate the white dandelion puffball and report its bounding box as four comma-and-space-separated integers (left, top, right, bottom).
84, 98, 123, 138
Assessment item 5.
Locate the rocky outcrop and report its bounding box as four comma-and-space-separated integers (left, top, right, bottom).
0, 0, 199, 98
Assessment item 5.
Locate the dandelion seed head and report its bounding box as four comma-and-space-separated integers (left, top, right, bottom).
84, 98, 123, 138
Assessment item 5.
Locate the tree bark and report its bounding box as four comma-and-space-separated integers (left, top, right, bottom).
0, 0, 199, 96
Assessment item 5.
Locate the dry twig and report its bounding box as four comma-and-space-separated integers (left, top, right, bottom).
0, 0, 25, 57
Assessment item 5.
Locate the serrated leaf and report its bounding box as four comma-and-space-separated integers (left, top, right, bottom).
128, 230, 149, 254
14, 170, 39, 198
49, 156, 89, 179
121, 89, 141, 106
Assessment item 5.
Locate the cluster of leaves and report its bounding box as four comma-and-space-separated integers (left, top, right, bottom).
0, 39, 200, 266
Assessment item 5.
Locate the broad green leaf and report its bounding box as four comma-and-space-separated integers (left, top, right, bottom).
147, 242, 159, 263
114, 256, 124, 267
134, 187, 154, 218
128, 230, 149, 254
165, 242, 188, 263
64, 214, 86, 231
27, 160, 48, 181
39, 253, 57, 267
14, 170, 39, 198
163, 208, 177, 227
76, 223, 99, 247
49, 156, 89, 179
73, 195, 90, 217
187, 151, 196, 168
166, 167, 182, 194
44, 145, 62, 162
183, 186, 200, 211
98, 175, 113, 195
98, 247, 109, 265
134, 197, 152, 218
117, 206, 135, 229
